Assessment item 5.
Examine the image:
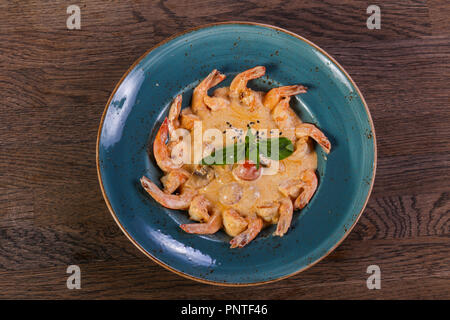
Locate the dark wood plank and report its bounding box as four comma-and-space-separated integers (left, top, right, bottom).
373, 152, 450, 197
1, 236, 448, 299
0, 1, 433, 70
0, 187, 34, 228
0, 190, 447, 298
350, 192, 449, 240
429, 0, 450, 35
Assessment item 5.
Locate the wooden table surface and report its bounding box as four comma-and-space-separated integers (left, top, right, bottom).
1, 0, 449, 299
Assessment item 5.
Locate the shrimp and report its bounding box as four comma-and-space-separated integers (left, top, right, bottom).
229, 66, 266, 97
188, 195, 212, 222
160, 169, 190, 194
294, 169, 318, 209
140, 176, 197, 210
230, 214, 263, 248
153, 118, 183, 172
229, 66, 265, 110
278, 179, 303, 199
288, 137, 312, 162
222, 208, 248, 237
271, 97, 301, 142
263, 85, 307, 110
273, 197, 294, 237
192, 69, 226, 114
295, 123, 331, 154
203, 95, 230, 111
256, 202, 280, 224
180, 207, 223, 234
180, 107, 200, 130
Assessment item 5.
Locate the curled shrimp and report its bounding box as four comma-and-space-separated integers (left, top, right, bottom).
167, 94, 182, 142
271, 97, 301, 142
288, 137, 312, 162
152, 96, 184, 172
229, 66, 266, 97
273, 197, 294, 237
222, 208, 248, 237
230, 214, 263, 248
278, 179, 303, 199
188, 195, 212, 222
192, 69, 226, 114
140, 176, 197, 210
229, 66, 265, 110
294, 169, 318, 209
160, 169, 190, 194
180, 208, 223, 234
256, 202, 280, 224
180, 107, 200, 130
295, 123, 331, 154
263, 85, 307, 110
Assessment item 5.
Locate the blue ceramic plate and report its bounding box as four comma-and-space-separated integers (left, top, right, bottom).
97, 22, 376, 285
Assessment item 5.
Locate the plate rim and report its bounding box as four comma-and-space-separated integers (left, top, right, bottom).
96, 21, 377, 286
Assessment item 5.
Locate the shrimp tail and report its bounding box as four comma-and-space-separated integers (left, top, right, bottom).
180, 209, 223, 234
264, 85, 307, 110
294, 169, 318, 209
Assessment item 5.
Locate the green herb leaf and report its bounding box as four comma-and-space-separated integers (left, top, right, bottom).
246, 129, 259, 167
258, 137, 294, 160
201, 142, 245, 165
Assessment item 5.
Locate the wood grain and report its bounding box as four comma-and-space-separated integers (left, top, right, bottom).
0, 0, 449, 299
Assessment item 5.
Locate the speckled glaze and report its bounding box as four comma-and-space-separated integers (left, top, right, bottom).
97, 22, 376, 285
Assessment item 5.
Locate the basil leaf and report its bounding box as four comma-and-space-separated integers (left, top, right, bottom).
200, 135, 293, 165
201, 142, 245, 165
259, 137, 294, 160
246, 129, 259, 167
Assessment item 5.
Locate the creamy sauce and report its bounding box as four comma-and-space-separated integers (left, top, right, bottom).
182, 87, 317, 221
